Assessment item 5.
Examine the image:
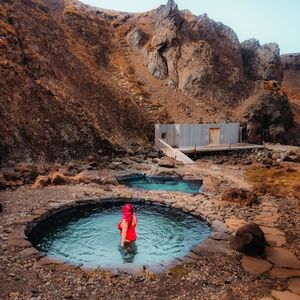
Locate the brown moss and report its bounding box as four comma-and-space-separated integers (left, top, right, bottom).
33, 172, 69, 188
246, 165, 300, 208
221, 188, 258, 207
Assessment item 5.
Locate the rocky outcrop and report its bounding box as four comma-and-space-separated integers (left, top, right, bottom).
281, 53, 300, 70
231, 223, 266, 256
244, 83, 293, 144
241, 39, 283, 82
146, 50, 168, 79
127, 27, 147, 50
138, 7, 250, 104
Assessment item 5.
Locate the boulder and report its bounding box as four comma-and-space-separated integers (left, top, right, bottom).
158, 156, 176, 168
147, 151, 159, 159
230, 223, 267, 256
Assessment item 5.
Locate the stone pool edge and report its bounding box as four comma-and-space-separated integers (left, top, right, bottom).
9, 195, 234, 275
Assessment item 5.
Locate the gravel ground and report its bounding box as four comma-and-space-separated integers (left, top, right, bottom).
0, 161, 299, 300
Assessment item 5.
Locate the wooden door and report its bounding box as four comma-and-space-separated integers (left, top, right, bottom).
209, 128, 220, 145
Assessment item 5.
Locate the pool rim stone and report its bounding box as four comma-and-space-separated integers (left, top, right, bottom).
11, 196, 233, 275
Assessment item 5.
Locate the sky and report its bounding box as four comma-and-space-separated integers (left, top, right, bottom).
80, 0, 300, 54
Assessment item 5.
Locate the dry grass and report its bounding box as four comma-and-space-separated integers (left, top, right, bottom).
145, 41, 154, 52
246, 165, 300, 208
0, 20, 16, 35
263, 80, 285, 96
0, 39, 8, 47
32, 171, 89, 189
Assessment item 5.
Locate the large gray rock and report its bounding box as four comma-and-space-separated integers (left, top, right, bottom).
146, 50, 168, 79
127, 27, 147, 50
241, 39, 283, 82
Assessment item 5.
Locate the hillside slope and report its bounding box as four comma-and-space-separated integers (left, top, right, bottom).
0, 0, 296, 162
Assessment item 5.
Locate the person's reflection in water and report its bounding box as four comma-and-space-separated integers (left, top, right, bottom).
118, 242, 138, 263
117, 204, 138, 263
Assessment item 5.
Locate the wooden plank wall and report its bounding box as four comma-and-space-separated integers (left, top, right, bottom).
155, 123, 240, 148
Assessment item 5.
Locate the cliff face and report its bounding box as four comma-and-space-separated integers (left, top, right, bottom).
281, 53, 300, 145
0, 0, 296, 162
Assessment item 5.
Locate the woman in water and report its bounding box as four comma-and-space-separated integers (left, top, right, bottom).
118, 204, 138, 249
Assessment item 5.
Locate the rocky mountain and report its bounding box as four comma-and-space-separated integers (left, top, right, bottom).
0, 0, 297, 162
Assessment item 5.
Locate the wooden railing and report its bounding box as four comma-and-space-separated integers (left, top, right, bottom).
156, 139, 195, 165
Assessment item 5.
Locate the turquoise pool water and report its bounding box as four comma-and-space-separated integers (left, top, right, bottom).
29, 202, 210, 267
118, 175, 202, 194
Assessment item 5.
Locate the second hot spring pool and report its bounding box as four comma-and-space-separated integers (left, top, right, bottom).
29, 201, 210, 268
118, 175, 202, 194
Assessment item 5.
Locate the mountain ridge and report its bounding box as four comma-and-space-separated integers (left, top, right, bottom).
0, 0, 298, 162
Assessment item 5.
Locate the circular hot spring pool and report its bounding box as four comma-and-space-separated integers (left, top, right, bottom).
28, 201, 211, 268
